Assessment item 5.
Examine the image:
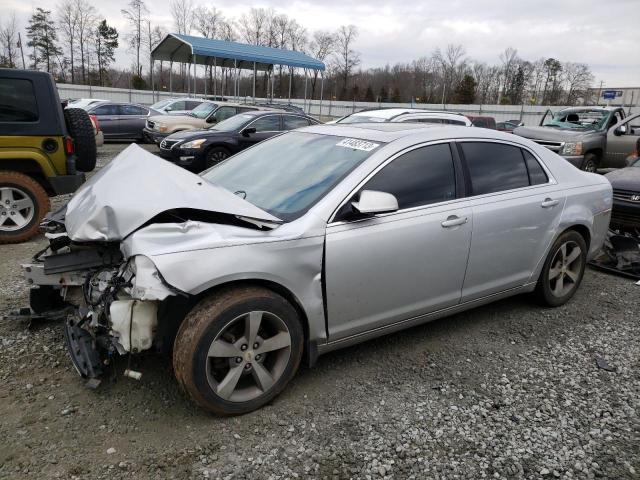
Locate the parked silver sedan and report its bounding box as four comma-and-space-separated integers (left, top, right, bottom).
24, 124, 612, 415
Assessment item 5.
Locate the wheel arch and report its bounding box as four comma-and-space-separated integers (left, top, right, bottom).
191, 278, 315, 365
0, 159, 55, 195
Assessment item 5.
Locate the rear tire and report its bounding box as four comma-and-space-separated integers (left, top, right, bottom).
535, 230, 587, 307
173, 286, 303, 415
64, 108, 97, 172
580, 153, 598, 173
0, 171, 50, 244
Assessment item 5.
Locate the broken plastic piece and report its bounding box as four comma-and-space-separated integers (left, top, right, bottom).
124, 369, 142, 380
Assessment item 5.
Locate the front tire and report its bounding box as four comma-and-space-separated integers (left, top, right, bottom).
204, 146, 230, 169
173, 286, 304, 415
535, 230, 587, 307
580, 153, 598, 173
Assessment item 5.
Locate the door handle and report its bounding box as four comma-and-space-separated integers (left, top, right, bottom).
441, 215, 468, 228
541, 198, 559, 208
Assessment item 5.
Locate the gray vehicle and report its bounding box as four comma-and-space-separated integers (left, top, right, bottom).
85, 102, 162, 141
149, 97, 207, 115
24, 124, 612, 415
514, 106, 629, 172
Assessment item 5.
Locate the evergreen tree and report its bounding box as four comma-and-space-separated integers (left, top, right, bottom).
95, 20, 119, 86
378, 86, 388, 102
26, 8, 62, 73
363, 85, 374, 102
452, 74, 476, 104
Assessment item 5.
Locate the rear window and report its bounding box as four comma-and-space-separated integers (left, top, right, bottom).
0, 78, 39, 122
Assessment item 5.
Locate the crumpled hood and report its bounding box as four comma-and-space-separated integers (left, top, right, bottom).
605, 166, 640, 192
65, 144, 281, 242
514, 126, 593, 142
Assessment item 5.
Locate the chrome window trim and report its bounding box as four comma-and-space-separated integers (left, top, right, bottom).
327, 138, 557, 226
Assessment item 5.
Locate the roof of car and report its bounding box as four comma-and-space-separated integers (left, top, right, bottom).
301, 122, 523, 143
558, 106, 621, 113
348, 108, 467, 119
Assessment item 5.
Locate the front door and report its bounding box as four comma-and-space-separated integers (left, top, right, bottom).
118, 104, 149, 139
325, 143, 472, 340
239, 115, 282, 149
605, 114, 640, 168
458, 141, 566, 301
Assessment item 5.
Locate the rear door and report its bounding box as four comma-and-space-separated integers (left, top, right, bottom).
458, 141, 565, 301
91, 104, 120, 138
282, 115, 312, 130
325, 142, 472, 340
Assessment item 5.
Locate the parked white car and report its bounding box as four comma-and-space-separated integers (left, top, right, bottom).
150, 97, 208, 116
329, 108, 473, 126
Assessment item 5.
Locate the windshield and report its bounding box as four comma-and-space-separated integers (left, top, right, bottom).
338, 114, 389, 124
542, 109, 610, 131
189, 102, 218, 119
209, 114, 253, 131
202, 132, 383, 221
151, 99, 173, 110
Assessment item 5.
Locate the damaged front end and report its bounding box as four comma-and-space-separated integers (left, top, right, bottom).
24, 229, 177, 380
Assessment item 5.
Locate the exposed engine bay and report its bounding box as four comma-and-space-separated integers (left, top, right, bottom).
24, 224, 179, 381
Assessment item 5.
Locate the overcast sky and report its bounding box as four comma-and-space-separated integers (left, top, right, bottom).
5, 0, 639, 86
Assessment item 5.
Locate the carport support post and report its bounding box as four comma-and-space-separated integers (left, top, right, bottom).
319, 73, 324, 119
193, 56, 197, 96
271, 67, 275, 102
253, 62, 256, 102
213, 58, 217, 98
150, 58, 155, 102
303, 69, 308, 113
288, 68, 293, 103
234, 60, 237, 100
169, 61, 173, 94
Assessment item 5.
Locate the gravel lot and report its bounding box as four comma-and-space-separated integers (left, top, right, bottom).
1, 143, 639, 480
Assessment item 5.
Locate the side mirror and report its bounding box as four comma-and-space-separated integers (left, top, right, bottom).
352, 190, 399, 215
241, 127, 257, 137
614, 125, 627, 136
165, 106, 172, 112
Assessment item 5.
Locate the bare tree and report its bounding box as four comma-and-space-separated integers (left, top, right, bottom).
194, 6, 224, 39
498, 47, 518, 102
57, 1, 78, 82
0, 12, 19, 68
170, 0, 194, 35
143, 21, 165, 85
74, 0, 97, 84
433, 44, 466, 103
333, 25, 360, 100
309, 30, 335, 98
563, 62, 594, 105
237, 7, 271, 45
122, 0, 148, 78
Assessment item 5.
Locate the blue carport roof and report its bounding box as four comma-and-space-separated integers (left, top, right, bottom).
151, 33, 325, 71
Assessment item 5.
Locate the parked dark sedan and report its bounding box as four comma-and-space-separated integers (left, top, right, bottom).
605, 152, 640, 230
158, 110, 320, 172
84, 102, 162, 141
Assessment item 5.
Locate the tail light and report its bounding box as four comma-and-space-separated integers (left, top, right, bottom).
64, 136, 75, 155
89, 114, 101, 132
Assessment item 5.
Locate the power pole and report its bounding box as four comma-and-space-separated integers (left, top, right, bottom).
17, 32, 26, 69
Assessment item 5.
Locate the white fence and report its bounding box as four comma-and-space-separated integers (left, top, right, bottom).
56, 83, 639, 126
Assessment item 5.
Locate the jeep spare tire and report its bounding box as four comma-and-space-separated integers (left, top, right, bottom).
64, 108, 96, 172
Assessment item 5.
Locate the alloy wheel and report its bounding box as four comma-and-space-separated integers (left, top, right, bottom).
548, 240, 583, 297
205, 310, 292, 403
0, 187, 35, 231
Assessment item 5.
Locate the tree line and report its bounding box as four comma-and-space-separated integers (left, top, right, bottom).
0, 3, 595, 105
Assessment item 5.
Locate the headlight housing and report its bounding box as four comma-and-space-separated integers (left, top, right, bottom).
561, 142, 583, 156
127, 255, 174, 301
180, 139, 206, 149
156, 123, 167, 132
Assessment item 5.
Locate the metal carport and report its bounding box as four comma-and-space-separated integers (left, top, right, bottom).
151, 33, 326, 114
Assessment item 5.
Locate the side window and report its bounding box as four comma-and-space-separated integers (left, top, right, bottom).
0, 78, 39, 122
185, 101, 201, 110
93, 104, 119, 115
523, 150, 548, 185
238, 107, 257, 113
121, 105, 148, 115
250, 115, 281, 132
168, 100, 186, 111
283, 115, 310, 130
362, 143, 456, 210
213, 107, 237, 122
447, 119, 467, 126
461, 142, 529, 195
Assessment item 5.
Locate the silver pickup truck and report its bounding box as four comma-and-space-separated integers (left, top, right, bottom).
514, 107, 640, 172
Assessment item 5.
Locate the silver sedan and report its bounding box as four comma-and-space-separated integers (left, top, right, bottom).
25, 123, 612, 415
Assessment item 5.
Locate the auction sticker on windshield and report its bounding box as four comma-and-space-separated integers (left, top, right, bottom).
336, 138, 380, 151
